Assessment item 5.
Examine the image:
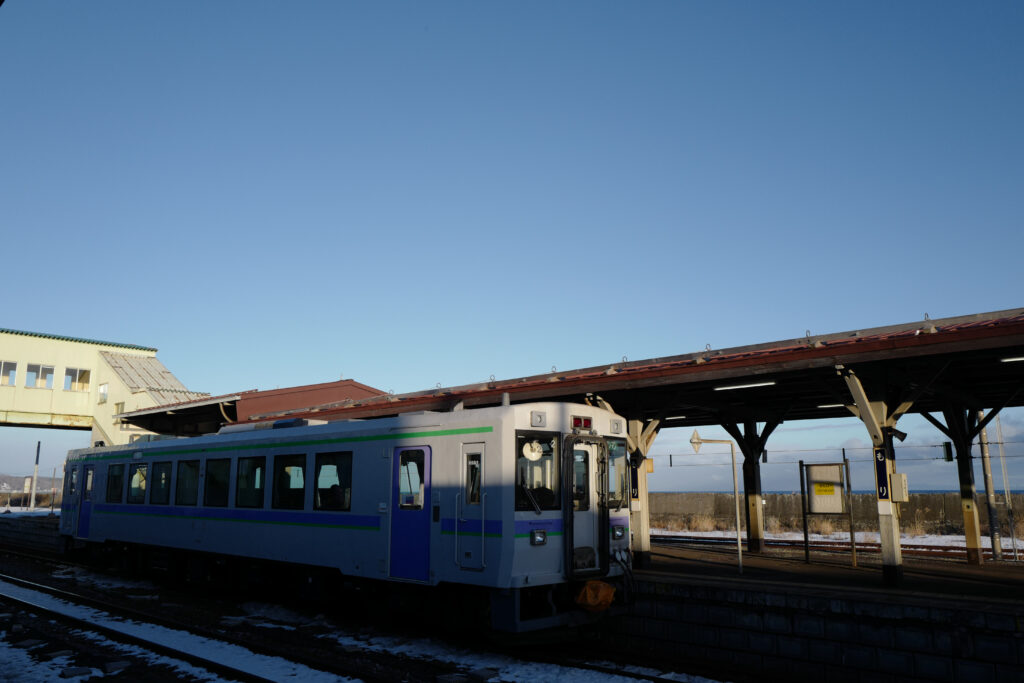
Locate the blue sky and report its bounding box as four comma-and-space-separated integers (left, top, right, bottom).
1, 2, 1022, 489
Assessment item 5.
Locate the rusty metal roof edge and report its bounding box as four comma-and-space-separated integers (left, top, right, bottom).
1, 328, 158, 353
198, 307, 1024, 425
119, 391, 256, 418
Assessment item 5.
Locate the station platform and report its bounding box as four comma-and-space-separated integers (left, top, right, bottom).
641, 538, 1024, 606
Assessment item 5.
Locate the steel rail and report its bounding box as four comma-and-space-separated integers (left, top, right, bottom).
0, 572, 275, 683
0, 570, 440, 683
650, 533, 1013, 560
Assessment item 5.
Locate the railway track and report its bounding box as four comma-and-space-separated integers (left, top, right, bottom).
0, 550, 690, 682
651, 533, 1016, 561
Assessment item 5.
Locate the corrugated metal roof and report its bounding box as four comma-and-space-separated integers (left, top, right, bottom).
100, 351, 208, 404
0, 328, 157, 352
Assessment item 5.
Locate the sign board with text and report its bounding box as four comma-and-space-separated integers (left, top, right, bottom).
806, 464, 844, 514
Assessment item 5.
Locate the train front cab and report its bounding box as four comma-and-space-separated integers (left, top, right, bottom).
499, 409, 632, 631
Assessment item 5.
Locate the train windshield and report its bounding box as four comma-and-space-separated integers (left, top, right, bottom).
516, 433, 560, 511
607, 438, 629, 510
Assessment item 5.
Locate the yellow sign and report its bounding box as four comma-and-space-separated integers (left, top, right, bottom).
814, 482, 835, 496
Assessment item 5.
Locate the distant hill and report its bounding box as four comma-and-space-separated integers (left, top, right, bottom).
0, 473, 61, 494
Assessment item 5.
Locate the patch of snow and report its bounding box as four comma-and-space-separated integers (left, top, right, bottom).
0, 638, 99, 682
0, 580, 357, 682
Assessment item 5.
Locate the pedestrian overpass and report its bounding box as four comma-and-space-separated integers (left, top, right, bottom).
0, 329, 206, 447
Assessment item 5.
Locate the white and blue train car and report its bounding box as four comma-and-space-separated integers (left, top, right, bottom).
59, 402, 633, 631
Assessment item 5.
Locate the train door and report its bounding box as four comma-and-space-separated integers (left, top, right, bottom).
564, 438, 609, 578
390, 446, 431, 582
457, 443, 485, 570
61, 464, 79, 535
77, 465, 94, 538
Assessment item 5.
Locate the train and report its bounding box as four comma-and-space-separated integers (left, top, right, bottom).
59, 401, 634, 631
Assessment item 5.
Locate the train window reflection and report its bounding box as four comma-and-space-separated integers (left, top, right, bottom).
128, 463, 148, 504
204, 459, 230, 507
572, 449, 590, 512
175, 460, 199, 506
398, 450, 425, 510
465, 453, 481, 505
273, 454, 306, 510
515, 433, 560, 511
106, 464, 125, 503
315, 452, 352, 511
236, 456, 266, 508
150, 462, 172, 505
607, 438, 629, 510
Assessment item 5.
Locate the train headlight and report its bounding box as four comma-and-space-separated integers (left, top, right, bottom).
612, 526, 626, 540
530, 530, 547, 546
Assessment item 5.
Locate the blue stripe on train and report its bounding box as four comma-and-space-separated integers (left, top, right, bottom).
93, 504, 381, 530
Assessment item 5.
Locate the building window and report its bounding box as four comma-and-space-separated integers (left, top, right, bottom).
1, 361, 16, 386
314, 452, 352, 511
25, 364, 54, 389
150, 462, 172, 505
236, 456, 266, 508
106, 464, 125, 503
204, 459, 230, 507
128, 463, 147, 504
175, 460, 200, 506
64, 368, 91, 392
273, 454, 306, 510
98, 383, 108, 404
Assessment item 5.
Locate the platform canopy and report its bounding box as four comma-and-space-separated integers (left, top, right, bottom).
123, 308, 1024, 434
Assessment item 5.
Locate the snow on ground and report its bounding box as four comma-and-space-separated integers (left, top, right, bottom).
0, 579, 357, 682
0, 638, 98, 682
0, 507, 57, 518
2, 583, 723, 683
318, 625, 721, 683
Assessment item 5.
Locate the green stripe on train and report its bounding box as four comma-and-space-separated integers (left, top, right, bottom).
71, 426, 494, 462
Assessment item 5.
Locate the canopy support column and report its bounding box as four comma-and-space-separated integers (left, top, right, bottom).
839, 366, 912, 585
627, 417, 661, 568
922, 407, 1004, 565
721, 419, 780, 553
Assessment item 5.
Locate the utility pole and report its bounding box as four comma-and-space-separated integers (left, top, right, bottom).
29, 441, 40, 511
978, 411, 1002, 561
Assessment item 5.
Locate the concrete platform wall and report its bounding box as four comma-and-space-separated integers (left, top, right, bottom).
603, 576, 1024, 683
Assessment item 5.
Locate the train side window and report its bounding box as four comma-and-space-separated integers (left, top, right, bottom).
236, 456, 266, 508
398, 450, 425, 510
273, 454, 306, 510
607, 439, 629, 510
150, 462, 172, 505
572, 449, 590, 512
515, 433, 560, 511
83, 467, 93, 502
175, 460, 200, 506
128, 463, 148, 504
465, 452, 481, 505
106, 464, 125, 503
204, 459, 230, 507
314, 452, 352, 511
